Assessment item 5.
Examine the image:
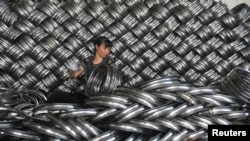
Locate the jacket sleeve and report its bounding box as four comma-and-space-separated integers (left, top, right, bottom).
79, 57, 89, 70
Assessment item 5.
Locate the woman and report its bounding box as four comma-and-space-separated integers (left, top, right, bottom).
69, 36, 114, 80
47, 36, 114, 103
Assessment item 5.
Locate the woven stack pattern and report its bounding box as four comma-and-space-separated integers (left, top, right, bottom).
0, 0, 250, 94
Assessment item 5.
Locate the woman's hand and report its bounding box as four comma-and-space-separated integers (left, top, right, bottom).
68, 66, 85, 79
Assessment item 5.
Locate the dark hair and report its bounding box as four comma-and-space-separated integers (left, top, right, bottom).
93, 36, 112, 48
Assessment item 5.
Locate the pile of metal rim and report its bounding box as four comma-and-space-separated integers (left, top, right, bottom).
0, 0, 250, 94
1, 0, 250, 140
1, 68, 250, 140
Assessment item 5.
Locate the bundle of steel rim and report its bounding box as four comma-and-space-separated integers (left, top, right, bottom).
85, 65, 122, 96
221, 67, 250, 104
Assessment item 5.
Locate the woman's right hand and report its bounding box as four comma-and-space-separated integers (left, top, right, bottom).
68, 66, 85, 79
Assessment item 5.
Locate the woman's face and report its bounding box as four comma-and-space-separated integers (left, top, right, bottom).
95, 43, 111, 58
